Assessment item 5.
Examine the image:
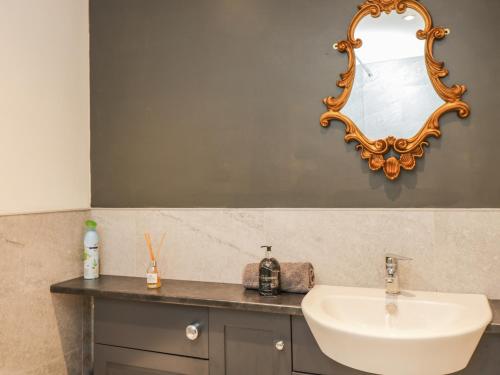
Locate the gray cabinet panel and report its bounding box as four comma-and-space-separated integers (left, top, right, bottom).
292, 316, 372, 375
456, 333, 500, 374
209, 309, 291, 375
94, 344, 209, 375
94, 298, 208, 359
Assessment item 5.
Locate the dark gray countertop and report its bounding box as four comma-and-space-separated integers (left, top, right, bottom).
50, 275, 500, 331
50, 275, 304, 315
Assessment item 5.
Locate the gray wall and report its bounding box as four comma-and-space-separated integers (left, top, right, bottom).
90, 0, 500, 207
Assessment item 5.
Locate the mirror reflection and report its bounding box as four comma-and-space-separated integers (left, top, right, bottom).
341, 9, 444, 140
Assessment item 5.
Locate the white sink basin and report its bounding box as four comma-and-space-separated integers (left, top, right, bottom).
302, 285, 492, 375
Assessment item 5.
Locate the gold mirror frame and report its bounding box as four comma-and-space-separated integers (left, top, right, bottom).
320, 0, 470, 180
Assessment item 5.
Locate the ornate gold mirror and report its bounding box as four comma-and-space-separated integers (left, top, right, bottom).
320, 0, 470, 180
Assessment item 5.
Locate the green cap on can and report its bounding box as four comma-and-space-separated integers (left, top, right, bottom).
85, 220, 97, 229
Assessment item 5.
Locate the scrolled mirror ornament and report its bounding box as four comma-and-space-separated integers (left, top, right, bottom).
320, 0, 470, 180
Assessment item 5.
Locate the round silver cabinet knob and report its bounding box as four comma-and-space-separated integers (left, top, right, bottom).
275, 340, 285, 351
186, 323, 201, 341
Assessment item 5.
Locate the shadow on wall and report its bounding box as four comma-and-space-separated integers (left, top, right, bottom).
326, 106, 474, 204
323, 122, 421, 201
366, 158, 419, 201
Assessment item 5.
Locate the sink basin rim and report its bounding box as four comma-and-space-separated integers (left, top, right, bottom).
302, 285, 492, 341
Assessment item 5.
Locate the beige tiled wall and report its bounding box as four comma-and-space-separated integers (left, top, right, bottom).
1, 207, 499, 375
0, 210, 90, 375
93, 208, 500, 299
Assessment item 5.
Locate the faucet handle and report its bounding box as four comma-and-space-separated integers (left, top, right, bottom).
385, 253, 413, 262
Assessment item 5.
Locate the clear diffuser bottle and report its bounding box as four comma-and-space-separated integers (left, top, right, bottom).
146, 260, 162, 289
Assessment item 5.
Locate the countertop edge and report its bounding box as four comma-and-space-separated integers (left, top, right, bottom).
50, 277, 304, 316
50, 276, 500, 326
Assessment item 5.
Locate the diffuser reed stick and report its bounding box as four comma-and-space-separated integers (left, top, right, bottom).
156, 232, 166, 261
144, 233, 155, 262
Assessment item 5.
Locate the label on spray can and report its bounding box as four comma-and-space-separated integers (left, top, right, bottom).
84, 245, 99, 279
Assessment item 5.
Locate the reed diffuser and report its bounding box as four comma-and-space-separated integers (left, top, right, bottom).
144, 232, 166, 289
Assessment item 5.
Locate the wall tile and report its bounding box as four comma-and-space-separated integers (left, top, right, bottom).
92, 211, 136, 277
92, 208, 500, 299
0, 210, 89, 375
433, 211, 500, 296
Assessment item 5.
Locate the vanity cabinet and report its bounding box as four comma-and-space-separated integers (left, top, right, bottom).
50, 277, 499, 375
94, 299, 210, 375
209, 309, 292, 375
92, 298, 359, 375
92, 298, 498, 375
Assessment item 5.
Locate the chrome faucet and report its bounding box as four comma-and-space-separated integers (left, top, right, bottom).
385, 253, 412, 294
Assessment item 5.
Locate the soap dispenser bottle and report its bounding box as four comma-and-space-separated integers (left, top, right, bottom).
259, 245, 281, 296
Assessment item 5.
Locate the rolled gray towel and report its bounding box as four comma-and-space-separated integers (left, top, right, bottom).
242, 262, 315, 294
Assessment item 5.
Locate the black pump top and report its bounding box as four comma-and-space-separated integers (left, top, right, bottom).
260, 245, 272, 251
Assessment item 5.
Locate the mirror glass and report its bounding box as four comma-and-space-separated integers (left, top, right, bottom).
341, 9, 444, 140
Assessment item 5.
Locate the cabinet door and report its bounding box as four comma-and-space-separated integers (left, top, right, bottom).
94, 344, 209, 375
292, 316, 371, 375
209, 309, 291, 375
